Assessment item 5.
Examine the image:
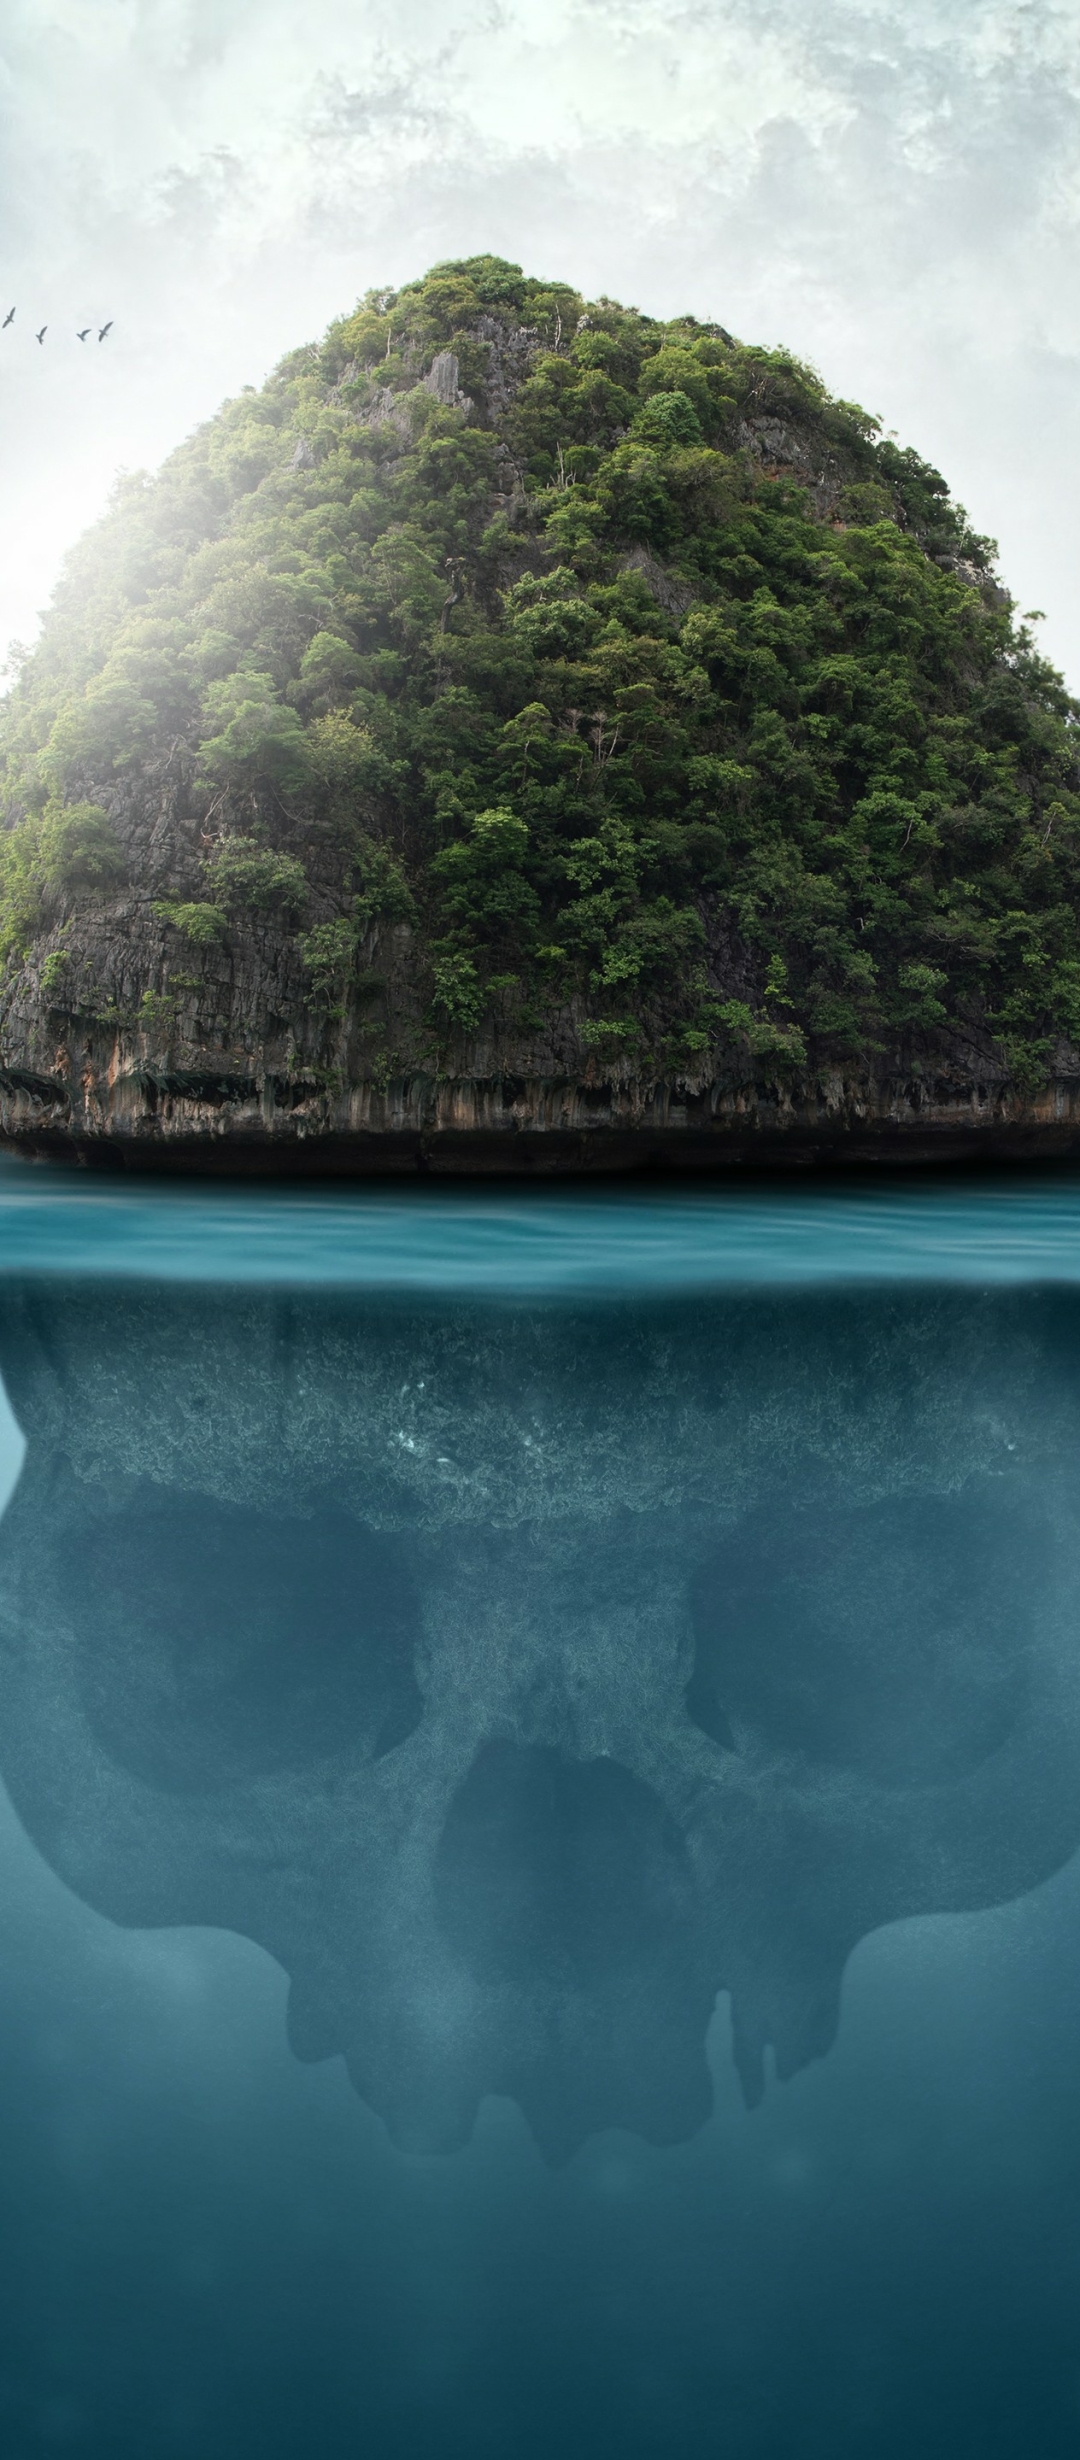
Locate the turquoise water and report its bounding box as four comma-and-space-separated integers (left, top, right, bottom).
1, 1172, 1080, 2456
6, 1158, 1080, 1286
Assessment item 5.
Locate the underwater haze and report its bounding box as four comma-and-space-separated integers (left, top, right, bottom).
2, 1171, 1080, 2455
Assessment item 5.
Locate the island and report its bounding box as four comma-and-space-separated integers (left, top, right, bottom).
1, 253, 1078, 1173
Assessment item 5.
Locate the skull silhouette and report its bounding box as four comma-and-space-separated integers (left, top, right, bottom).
0, 1274, 1078, 2159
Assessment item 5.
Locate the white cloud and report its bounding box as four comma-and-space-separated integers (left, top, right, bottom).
1, 0, 1079, 673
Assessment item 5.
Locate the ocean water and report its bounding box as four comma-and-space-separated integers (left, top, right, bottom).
2, 1167, 1080, 2456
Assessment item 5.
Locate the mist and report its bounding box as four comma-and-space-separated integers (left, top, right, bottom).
2, 1, 1079, 678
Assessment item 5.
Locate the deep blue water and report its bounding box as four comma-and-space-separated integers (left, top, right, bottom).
2, 1166, 1080, 2457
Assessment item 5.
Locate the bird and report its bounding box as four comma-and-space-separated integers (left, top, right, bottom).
76, 327, 90, 341
98, 321, 112, 342
35, 326, 46, 345
2, 308, 13, 329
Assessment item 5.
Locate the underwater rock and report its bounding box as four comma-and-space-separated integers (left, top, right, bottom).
0, 1279, 1078, 2154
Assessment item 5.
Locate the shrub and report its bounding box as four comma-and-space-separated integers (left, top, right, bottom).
139, 989, 178, 1038
631, 390, 703, 449
432, 808, 538, 952
299, 918, 357, 1007
40, 948, 69, 996
431, 950, 485, 1031
153, 900, 228, 945
352, 838, 416, 930
197, 672, 313, 792
38, 802, 126, 894
204, 838, 309, 917
0, 822, 45, 958
0, 801, 125, 962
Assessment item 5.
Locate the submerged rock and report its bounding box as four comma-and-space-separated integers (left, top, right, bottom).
0, 1278, 1077, 2154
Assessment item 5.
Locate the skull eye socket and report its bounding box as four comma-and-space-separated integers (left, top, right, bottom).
66, 1488, 422, 1792
688, 1493, 1041, 1788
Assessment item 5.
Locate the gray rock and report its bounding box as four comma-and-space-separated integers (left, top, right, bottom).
423, 349, 461, 406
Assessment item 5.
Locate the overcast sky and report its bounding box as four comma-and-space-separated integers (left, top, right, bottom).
2, 0, 1080, 681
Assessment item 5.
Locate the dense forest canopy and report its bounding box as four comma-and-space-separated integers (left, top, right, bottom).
1, 251, 1078, 1084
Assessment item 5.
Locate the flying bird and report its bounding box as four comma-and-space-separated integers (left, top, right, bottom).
98, 321, 112, 341
35, 326, 46, 344
76, 327, 90, 341
2, 308, 13, 329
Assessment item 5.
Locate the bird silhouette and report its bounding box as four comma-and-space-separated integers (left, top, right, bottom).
76, 327, 90, 341
35, 326, 46, 345
2, 308, 13, 329
97, 321, 112, 342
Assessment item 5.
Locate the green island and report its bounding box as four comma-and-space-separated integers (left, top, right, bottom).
1, 252, 1078, 1167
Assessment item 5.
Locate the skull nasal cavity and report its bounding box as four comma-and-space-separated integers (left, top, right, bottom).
435, 1742, 696, 1988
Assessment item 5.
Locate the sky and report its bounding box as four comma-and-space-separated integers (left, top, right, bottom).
1, 0, 1080, 680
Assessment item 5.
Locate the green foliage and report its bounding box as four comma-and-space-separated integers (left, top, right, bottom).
0, 823, 45, 960
197, 672, 312, 791
138, 989, 178, 1039
299, 836, 415, 1008
1, 253, 1078, 1078
37, 802, 126, 893
203, 838, 309, 917
299, 917, 358, 1008
431, 950, 485, 1032
350, 837, 415, 930
429, 805, 538, 1028
708, 999, 808, 1068
0, 801, 125, 960
295, 630, 367, 712
40, 948, 69, 997
152, 900, 229, 945
632, 391, 703, 449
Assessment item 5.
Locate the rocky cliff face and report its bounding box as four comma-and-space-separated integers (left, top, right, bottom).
4, 971, 1080, 1175
2, 735, 1074, 1173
